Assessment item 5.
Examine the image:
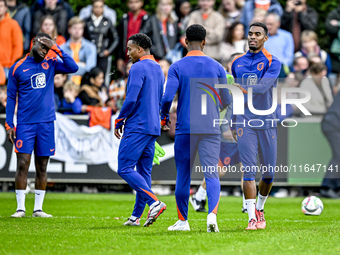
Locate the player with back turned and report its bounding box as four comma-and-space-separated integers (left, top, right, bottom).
6, 33, 78, 218
161, 24, 230, 232
114, 33, 166, 227
230, 22, 281, 230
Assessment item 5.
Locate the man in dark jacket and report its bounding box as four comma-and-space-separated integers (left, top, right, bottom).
6, 0, 31, 53
83, 0, 118, 86
32, 0, 69, 37
141, 13, 181, 61
326, 4, 340, 76
116, 0, 148, 74
280, 0, 318, 51
320, 91, 340, 198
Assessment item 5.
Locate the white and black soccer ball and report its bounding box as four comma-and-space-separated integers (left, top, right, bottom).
301, 196, 324, 216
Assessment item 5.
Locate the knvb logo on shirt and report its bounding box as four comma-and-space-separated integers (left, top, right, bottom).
31, 73, 46, 89
242, 73, 258, 86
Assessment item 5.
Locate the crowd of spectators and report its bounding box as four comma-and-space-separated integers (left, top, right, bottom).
0, 0, 340, 121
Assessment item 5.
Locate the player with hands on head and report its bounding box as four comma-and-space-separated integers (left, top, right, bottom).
6, 32, 78, 218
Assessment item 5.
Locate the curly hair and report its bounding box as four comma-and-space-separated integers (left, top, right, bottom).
128, 33, 152, 50
249, 22, 268, 36
186, 24, 206, 42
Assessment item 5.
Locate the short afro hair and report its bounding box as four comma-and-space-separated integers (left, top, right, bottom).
128, 33, 152, 50
249, 22, 268, 36
186, 24, 206, 42
35, 32, 52, 40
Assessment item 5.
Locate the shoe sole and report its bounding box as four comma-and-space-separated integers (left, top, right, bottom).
208, 223, 219, 232
256, 223, 266, 229
11, 215, 25, 218
168, 227, 190, 231
32, 214, 52, 218
123, 223, 140, 226
189, 197, 199, 211
143, 205, 166, 227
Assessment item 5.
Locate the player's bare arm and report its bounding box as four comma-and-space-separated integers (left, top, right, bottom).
7, 128, 16, 144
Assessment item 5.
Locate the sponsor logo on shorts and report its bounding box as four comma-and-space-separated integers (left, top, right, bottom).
23, 69, 30, 72
223, 157, 231, 166
50, 149, 55, 152
16, 140, 23, 149
237, 128, 243, 137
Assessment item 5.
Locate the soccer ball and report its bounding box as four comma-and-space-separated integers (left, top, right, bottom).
301, 196, 323, 216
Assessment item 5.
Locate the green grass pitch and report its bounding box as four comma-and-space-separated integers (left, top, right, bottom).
0, 192, 339, 255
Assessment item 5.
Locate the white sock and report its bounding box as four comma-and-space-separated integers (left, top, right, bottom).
245, 199, 256, 221
15, 190, 26, 212
195, 185, 207, 201
242, 193, 246, 209
256, 192, 268, 211
130, 215, 138, 221
34, 190, 46, 212
150, 201, 159, 209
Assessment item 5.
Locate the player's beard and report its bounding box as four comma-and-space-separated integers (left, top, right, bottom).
32, 48, 45, 62
249, 45, 257, 51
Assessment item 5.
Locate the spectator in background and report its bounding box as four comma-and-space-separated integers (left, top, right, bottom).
240, 0, 283, 35
159, 59, 171, 81
320, 91, 340, 199
0, 0, 23, 78
326, 4, 340, 93
83, 0, 118, 86
175, 0, 191, 34
294, 30, 332, 75
54, 73, 67, 111
220, 21, 248, 64
290, 55, 309, 85
0, 63, 5, 85
58, 81, 82, 114
159, 58, 171, 92
61, 17, 97, 86
32, 0, 68, 38
109, 61, 132, 111
293, 55, 309, 73
264, 13, 294, 71
281, 0, 318, 52
6, 0, 31, 53
187, 0, 225, 61
142, 0, 181, 61
30, 15, 66, 59
299, 62, 333, 116
250, 7, 267, 24
116, 0, 149, 74
79, 67, 107, 107
218, 0, 242, 36
0, 85, 6, 113
79, 0, 117, 26
30, 0, 74, 22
